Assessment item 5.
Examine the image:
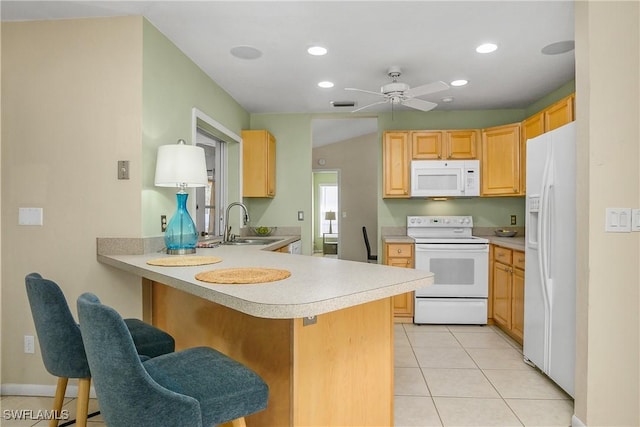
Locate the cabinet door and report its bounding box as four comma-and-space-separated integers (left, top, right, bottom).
492, 262, 512, 329
411, 131, 443, 159
385, 243, 414, 318
383, 132, 411, 198
521, 113, 544, 194
446, 130, 478, 159
544, 95, 574, 132
512, 267, 525, 342
481, 123, 521, 196
242, 130, 276, 198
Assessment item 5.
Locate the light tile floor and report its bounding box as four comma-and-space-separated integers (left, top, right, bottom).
1, 324, 573, 427
394, 323, 574, 427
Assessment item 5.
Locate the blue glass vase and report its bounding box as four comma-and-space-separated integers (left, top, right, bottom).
165, 192, 198, 254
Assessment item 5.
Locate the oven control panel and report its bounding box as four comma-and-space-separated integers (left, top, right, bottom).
407, 215, 473, 228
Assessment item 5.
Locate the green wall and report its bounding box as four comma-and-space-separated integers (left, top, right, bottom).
141, 19, 249, 237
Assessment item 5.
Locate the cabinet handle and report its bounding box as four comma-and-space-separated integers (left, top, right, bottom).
397, 249, 402, 254
513, 188, 518, 193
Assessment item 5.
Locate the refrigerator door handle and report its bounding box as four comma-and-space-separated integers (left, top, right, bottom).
539, 147, 554, 371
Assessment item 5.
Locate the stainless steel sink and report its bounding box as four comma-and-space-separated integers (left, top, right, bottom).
223, 238, 280, 246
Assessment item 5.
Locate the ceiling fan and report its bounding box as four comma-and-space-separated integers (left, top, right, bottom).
345, 66, 449, 113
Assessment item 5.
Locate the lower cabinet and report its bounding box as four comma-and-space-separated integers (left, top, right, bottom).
491, 245, 525, 344
384, 242, 415, 321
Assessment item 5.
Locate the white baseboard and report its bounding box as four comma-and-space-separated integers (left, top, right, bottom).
572, 414, 586, 427
1, 383, 96, 398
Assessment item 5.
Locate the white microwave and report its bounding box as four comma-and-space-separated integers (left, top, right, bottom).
410, 160, 480, 197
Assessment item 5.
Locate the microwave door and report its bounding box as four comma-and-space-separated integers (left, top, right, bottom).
412, 168, 463, 196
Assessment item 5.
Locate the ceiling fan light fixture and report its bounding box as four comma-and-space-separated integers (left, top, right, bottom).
307, 46, 328, 56
441, 96, 454, 103
451, 79, 468, 87
318, 81, 334, 88
476, 43, 498, 53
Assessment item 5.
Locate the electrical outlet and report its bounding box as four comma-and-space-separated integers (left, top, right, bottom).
24, 335, 35, 354
510, 215, 517, 225
297, 211, 304, 221
161, 215, 167, 232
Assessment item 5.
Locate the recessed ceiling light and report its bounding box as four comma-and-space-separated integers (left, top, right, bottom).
441, 97, 454, 103
318, 81, 334, 88
451, 80, 468, 87
307, 46, 327, 56
229, 45, 262, 60
476, 43, 498, 53
541, 40, 575, 55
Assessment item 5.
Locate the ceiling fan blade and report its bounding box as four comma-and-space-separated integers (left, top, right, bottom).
404, 81, 449, 98
345, 87, 385, 97
401, 98, 438, 112
351, 100, 388, 113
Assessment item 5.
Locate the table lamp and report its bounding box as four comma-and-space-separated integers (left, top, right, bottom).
325, 211, 336, 234
154, 139, 208, 254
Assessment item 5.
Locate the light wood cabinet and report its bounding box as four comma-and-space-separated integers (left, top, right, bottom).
521, 94, 575, 194
384, 242, 414, 320
490, 245, 525, 344
411, 130, 478, 160
544, 94, 574, 132
383, 132, 411, 198
242, 130, 276, 198
481, 123, 522, 196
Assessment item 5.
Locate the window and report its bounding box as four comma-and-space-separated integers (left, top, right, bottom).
319, 184, 338, 235
196, 129, 226, 237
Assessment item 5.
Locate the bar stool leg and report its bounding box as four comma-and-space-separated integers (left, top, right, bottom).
75, 377, 91, 427
49, 377, 68, 427
220, 417, 247, 427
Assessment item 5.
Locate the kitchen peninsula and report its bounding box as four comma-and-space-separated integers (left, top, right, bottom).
97, 237, 434, 427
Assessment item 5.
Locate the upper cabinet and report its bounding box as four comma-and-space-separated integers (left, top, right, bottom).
411, 130, 478, 160
383, 131, 411, 198
544, 94, 574, 132
481, 123, 522, 197
380, 93, 574, 199
242, 130, 276, 198
520, 94, 575, 194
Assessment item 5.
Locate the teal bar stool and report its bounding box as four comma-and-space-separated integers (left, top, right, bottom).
77, 292, 269, 427
25, 273, 175, 427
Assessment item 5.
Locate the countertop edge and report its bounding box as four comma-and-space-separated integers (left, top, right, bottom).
97, 251, 433, 320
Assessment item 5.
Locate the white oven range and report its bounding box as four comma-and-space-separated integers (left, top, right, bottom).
408, 216, 489, 324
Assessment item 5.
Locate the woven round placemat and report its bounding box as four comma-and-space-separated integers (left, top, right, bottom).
146, 255, 223, 267
195, 267, 291, 284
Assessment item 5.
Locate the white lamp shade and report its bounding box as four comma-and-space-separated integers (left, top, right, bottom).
154, 142, 208, 187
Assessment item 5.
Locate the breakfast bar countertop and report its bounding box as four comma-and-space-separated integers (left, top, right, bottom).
97, 242, 434, 320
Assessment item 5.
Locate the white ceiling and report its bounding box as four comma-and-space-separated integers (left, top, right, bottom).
1, 1, 575, 144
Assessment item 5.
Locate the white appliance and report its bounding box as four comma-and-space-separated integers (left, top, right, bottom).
410, 160, 480, 198
408, 216, 489, 324
524, 122, 576, 397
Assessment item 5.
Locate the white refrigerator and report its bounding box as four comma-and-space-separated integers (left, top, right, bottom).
524, 121, 576, 397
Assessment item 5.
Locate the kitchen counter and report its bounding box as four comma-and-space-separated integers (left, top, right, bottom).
484, 236, 526, 251
97, 237, 433, 319
97, 236, 434, 427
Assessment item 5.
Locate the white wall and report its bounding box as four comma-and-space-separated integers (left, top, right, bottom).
575, 2, 640, 425
1, 17, 144, 387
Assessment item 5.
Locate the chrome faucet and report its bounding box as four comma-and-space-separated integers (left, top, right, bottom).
223, 202, 250, 242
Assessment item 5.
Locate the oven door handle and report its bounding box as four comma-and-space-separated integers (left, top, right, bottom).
415, 245, 488, 252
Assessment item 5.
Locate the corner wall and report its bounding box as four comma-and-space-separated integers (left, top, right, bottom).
575, 1, 640, 425
1, 17, 144, 387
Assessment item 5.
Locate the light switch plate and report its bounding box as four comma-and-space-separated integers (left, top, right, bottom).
632, 209, 640, 232
18, 207, 43, 226
605, 208, 632, 232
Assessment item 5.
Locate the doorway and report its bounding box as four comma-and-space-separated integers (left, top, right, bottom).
313, 170, 340, 256
311, 118, 378, 262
